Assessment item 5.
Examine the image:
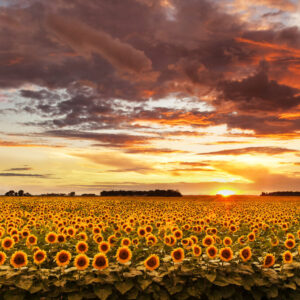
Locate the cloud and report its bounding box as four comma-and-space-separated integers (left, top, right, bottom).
0, 139, 64, 148
43, 130, 156, 148
217, 71, 300, 113
199, 146, 298, 156
4, 167, 32, 171
0, 173, 50, 178
71, 152, 155, 174
46, 14, 154, 77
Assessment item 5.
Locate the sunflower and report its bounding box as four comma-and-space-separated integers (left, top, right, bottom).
229, 225, 237, 232
116, 247, 132, 264
282, 251, 293, 264
92, 253, 108, 270
202, 235, 214, 247
10, 251, 28, 268
286, 233, 294, 240
263, 254, 275, 268
74, 254, 89, 270
219, 247, 233, 262
26, 235, 37, 246
2, 237, 14, 250
223, 237, 232, 246
145, 225, 153, 233
121, 238, 131, 247
57, 234, 66, 243
144, 254, 160, 271
98, 241, 110, 254
239, 246, 252, 262
238, 236, 246, 245
247, 232, 255, 242
137, 227, 146, 238
284, 239, 295, 250
206, 246, 218, 259
76, 241, 88, 253
132, 238, 139, 246
108, 235, 117, 246
181, 238, 189, 247
67, 227, 76, 237
45, 232, 57, 244
93, 234, 104, 244
192, 245, 202, 257
55, 250, 71, 267
171, 248, 184, 263
174, 230, 183, 239
148, 234, 158, 245
0, 251, 6, 266
270, 237, 279, 247
33, 250, 47, 265
78, 232, 88, 241
190, 235, 198, 244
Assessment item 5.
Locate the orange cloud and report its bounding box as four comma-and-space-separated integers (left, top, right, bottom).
0, 140, 63, 148
236, 37, 300, 57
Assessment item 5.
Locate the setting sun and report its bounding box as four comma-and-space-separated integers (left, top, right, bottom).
216, 190, 236, 197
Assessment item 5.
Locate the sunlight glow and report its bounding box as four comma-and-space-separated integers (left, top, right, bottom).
216, 189, 236, 197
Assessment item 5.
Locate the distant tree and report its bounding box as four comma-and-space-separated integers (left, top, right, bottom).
69, 192, 76, 197
5, 190, 15, 196
18, 190, 24, 196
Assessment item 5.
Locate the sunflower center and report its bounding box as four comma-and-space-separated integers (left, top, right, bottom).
14, 254, 25, 265
119, 250, 129, 260
173, 251, 182, 260
222, 250, 230, 259
36, 253, 44, 261
95, 256, 106, 266
77, 257, 87, 266
147, 257, 157, 267
59, 253, 68, 263
265, 256, 272, 265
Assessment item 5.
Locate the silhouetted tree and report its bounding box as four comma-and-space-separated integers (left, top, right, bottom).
261, 191, 300, 196
100, 189, 182, 197
69, 192, 76, 197
5, 190, 15, 196
18, 190, 24, 196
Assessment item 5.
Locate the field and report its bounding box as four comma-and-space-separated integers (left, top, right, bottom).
0, 196, 299, 300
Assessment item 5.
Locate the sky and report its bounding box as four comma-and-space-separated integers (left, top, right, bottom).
0, 0, 299, 195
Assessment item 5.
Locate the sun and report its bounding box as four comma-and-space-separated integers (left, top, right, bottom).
216, 189, 236, 197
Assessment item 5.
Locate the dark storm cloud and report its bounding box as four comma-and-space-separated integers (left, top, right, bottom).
199, 146, 298, 156
0, 0, 299, 137
217, 71, 300, 113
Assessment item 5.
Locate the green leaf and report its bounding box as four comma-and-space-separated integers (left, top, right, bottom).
16, 277, 33, 291
127, 288, 139, 300
3, 292, 24, 300
115, 281, 134, 294
266, 286, 278, 298
205, 272, 216, 283
29, 283, 44, 294
138, 278, 152, 290
94, 286, 112, 300
68, 293, 83, 300
284, 282, 297, 290
123, 270, 143, 278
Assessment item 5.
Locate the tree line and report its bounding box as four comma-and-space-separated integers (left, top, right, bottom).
3, 189, 182, 197
100, 189, 182, 197
261, 191, 300, 196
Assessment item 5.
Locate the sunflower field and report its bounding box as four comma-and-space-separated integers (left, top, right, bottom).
0, 195, 299, 300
